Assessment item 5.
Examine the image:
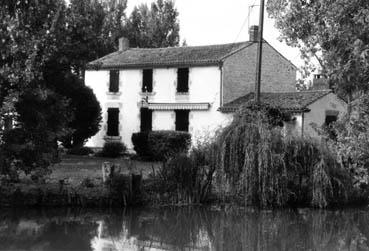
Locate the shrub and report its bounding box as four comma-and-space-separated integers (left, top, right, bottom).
81, 177, 95, 188
131, 132, 150, 157
99, 142, 127, 158
66, 146, 94, 156
148, 140, 218, 204
132, 130, 191, 161
105, 174, 130, 205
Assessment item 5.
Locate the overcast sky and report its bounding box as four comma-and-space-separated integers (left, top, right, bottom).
126, 0, 303, 69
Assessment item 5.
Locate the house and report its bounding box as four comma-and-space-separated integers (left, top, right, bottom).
220, 86, 347, 138
84, 25, 344, 150
84, 26, 296, 149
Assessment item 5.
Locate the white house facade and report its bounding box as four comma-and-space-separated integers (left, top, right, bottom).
85, 65, 233, 149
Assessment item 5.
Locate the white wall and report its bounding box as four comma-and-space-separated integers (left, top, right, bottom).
283, 114, 303, 137
304, 93, 347, 138
85, 66, 233, 150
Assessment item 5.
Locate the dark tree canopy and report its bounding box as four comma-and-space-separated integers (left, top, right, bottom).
267, 0, 369, 99
126, 0, 180, 48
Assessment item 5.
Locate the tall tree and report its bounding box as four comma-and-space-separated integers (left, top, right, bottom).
267, 0, 369, 101
0, 0, 73, 177
126, 0, 180, 48
64, 0, 128, 77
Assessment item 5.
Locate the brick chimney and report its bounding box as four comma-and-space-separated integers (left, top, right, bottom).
118, 37, 129, 51
312, 74, 331, 90
249, 25, 259, 42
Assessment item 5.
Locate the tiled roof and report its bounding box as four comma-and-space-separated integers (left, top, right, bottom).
219, 90, 333, 113
86, 42, 252, 69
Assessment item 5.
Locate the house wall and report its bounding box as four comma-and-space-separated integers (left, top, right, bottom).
222, 42, 297, 104
303, 93, 347, 138
283, 113, 303, 137
85, 66, 232, 150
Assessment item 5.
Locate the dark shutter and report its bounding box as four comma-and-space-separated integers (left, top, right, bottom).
175, 110, 189, 131
142, 69, 153, 92
107, 108, 119, 136
109, 70, 119, 92
140, 108, 152, 132
177, 68, 189, 93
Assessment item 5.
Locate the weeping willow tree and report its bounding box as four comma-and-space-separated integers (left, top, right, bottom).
213, 103, 351, 208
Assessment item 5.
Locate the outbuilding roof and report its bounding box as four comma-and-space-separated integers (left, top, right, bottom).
219, 90, 333, 113
86, 42, 252, 69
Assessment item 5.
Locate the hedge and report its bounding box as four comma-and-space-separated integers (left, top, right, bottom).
98, 142, 127, 158
132, 131, 191, 161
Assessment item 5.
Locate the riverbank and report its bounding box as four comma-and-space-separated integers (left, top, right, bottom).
0, 155, 160, 208
1, 154, 368, 209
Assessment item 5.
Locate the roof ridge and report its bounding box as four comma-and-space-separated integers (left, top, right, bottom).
251, 90, 332, 94
127, 41, 250, 51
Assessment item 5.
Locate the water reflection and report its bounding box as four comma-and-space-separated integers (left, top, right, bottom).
0, 207, 369, 251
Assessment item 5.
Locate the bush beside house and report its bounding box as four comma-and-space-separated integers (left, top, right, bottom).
98, 142, 127, 158
132, 131, 191, 161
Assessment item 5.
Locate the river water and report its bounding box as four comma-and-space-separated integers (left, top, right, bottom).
0, 207, 368, 251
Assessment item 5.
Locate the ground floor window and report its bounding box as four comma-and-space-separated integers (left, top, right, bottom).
175, 110, 190, 132
107, 108, 120, 136
140, 108, 152, 132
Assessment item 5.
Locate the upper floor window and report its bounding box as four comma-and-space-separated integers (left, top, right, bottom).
109, 70, 119, 93
142, 69, 153, 92
107, 108, 120, 136
177, 68, 189, 93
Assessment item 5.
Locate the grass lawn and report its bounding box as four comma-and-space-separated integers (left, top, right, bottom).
49, 154, 161, 187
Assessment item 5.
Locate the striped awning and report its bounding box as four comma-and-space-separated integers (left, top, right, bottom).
146, 102, 211, 110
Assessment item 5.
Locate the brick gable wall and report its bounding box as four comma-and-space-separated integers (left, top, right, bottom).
222, 42, 297, 104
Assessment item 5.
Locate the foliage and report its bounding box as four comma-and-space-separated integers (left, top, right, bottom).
66, 146, 94, 156
105, 173, 130, 205
99, 142, 127, 158
64, 0, 128, 77
267, 0, 369, 98
81, 177, 95, 188
0, 0, 72, 179
327, 93, 369, 193
51, 73, 102, 148
212, 104, 352, 208
149, 140, 218, 204
131, 132, 151, 157
1, 88, 71, 179
126, 0, 180, 48
132, 131, 191, 161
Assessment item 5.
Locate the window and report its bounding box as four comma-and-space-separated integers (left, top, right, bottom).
109, 70, 119, 93
325, 110, 339, 127
325, 110, 338, 140
175, 110, 189, 131
140, 108, 152, 132
177, 68, 189, 93
107, 108, 120, 136
325, 115, 337, 126
142, 69, 153, 92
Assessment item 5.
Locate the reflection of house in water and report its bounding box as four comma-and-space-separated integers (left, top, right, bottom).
91, 220, 212, 251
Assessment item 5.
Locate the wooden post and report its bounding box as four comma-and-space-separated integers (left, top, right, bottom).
254, 0, 265, 103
